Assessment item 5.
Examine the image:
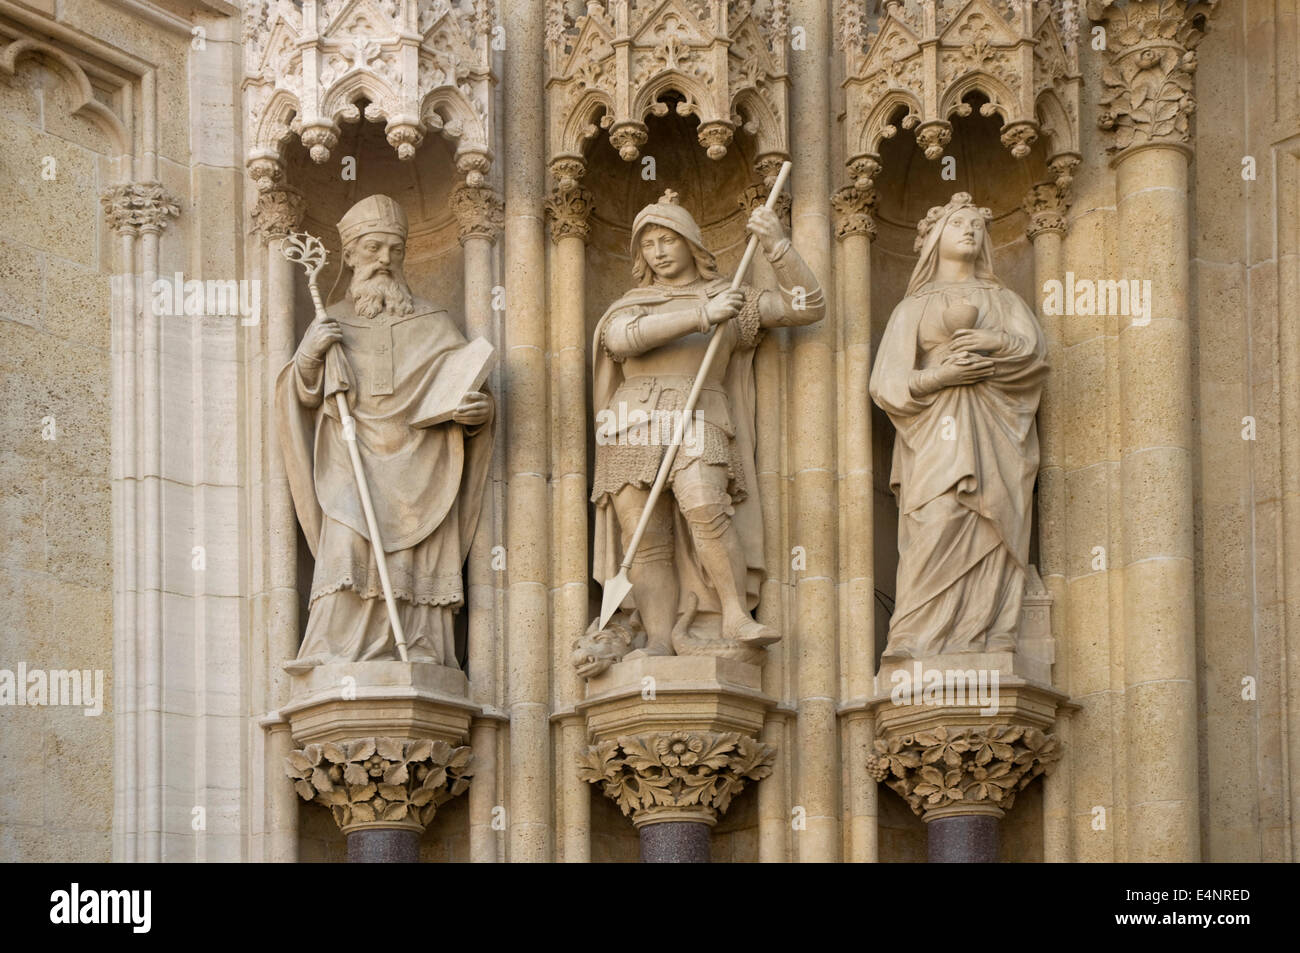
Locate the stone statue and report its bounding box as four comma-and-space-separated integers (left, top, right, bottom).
869, 192, 1048, 659
276, 194, 495, 672
589, 189, 824, 663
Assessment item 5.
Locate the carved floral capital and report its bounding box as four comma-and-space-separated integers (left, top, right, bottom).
737, 182, 791, 229
578, 730, 775, 825
100, 182, 181, 235
831, 185, 878, 241
1022, 181, 1070, 239
286, 736, 472, 834
450, 185, 504, 244
251, 185, 306, 241
546, 184, 595, 244
866, 724, 1061, 819
1089, 0, 1218, 156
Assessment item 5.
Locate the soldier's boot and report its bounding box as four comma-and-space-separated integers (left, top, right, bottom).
685, 504, 780, 647
626, 541, 677, 656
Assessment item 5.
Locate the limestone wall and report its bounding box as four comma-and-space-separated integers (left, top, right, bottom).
1186, 0, 1299, 862
0, 53, 116, 862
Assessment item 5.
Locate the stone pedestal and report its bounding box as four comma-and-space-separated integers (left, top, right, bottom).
280, 662, 480, 862
282, 661, 478, 746
866, 653, 1071, 863
576, 656, 776, 863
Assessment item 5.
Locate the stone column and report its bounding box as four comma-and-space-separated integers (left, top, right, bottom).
502, 0, 552, 862
831, 185, 878, 863
545, 171, 595, 862
450, 183, 505, 864
102, 189, 140, 862
1022, 182, 1073, 862
100, 181, 180, 863
738, 177, 794, 863
925, 810, 1001, 863
788, 0, 839, 863
250, 183, 306, 863
1091, 0, 1217, 862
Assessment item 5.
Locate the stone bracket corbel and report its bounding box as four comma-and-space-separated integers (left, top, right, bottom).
575, 656, 777, 838
277, 661, 482, 849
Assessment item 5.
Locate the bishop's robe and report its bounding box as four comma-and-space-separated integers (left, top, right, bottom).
275, 297, 493, 668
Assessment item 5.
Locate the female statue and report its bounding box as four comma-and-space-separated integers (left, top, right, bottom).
869, 193, 1048, 659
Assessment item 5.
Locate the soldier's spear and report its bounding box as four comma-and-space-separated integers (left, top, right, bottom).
598, 160, 794, 630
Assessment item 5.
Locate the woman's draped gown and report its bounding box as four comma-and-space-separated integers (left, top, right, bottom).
870, 279, 1048, 658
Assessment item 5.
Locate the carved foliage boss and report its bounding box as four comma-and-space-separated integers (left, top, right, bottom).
866, 724, 1061, 817
579, 730, 776, 821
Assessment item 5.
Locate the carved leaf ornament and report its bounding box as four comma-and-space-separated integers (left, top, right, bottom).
866, 724, 1061, 816
286, 736, 473, 830
578, 730, 776, 818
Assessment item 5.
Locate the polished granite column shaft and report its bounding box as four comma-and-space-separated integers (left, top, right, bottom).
639, 822, 711, 863
347, 829, 420, 863
927, 814, 1000, 863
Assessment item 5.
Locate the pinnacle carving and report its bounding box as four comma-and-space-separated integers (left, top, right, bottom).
1089, 0, 1218, 156
286, 736, 473, 833
843, 0, 1081, 192
578, 731, 775, 824
450, 184, 504, 244
546, 0, 790, 176
831, 185, 878, 241
100, 182, 181, 235
251, 185, 306, 241
243, 0, 494, 176
546, 185, 595, 244
866, 724, 1061, 818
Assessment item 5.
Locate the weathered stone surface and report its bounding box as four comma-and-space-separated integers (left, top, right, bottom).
1, 0, 1294, 867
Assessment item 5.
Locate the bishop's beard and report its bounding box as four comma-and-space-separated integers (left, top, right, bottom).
350, 264, 415, 319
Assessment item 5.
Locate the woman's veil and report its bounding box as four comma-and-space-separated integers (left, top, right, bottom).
905, 192, 1000, 297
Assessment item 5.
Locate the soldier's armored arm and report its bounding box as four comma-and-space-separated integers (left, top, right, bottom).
602, 305, 712, 360
758, 239, 825, 328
